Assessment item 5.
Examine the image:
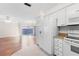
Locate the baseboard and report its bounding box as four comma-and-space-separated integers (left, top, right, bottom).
36, 44, 54, 56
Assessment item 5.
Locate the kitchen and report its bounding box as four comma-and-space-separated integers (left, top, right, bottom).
0, 3, 79, 56
35, 3, 79, 56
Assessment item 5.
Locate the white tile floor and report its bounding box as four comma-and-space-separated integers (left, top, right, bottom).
12, 44, 47, 56
12, 36, 47, 56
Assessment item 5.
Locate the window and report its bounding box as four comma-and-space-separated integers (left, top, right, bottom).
22, 28, 33, 35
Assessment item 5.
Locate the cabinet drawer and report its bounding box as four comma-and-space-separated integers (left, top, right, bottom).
54, 39, 59, 45
55, 38, 62, 43
59, 48, 63, 52
55, 42, 59, 46
54, 49, 63, 56
58, 45, 62, 49
58, 43, 62, 47
54, 46, 59, 50
54, 46, 62, 51
58, 52, 63, 56
54, 49, 59, 55
58, 40, 63, 44
54, 38, 59, 41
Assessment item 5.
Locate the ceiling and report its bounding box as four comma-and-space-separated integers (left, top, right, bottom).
0, 3, 58, 20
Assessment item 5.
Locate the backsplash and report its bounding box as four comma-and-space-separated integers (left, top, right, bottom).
68, 25, 79, 34
58, 26, 69, 33
58, 25, 79, 34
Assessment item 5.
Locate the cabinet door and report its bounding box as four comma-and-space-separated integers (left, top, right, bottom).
54, 49, 59, 56
54, 38, 59, 49
42, 14, 58, 54
67, 4, 79, 25
67, 4, 79, 17
57, 8, 67, 26
54, 38, 59, 55
58, 51, 63, 56
43, 15, 53, 54
63, 40, 71, 56
54, 38, 63, 56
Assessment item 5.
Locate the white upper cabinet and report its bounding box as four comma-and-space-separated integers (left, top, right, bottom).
67, 4, 79, 25
57, 8, 67, 26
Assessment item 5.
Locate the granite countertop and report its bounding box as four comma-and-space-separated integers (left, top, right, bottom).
55, 32, 68, 40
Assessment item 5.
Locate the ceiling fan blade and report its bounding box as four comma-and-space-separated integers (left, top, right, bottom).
24, 3, 31, 7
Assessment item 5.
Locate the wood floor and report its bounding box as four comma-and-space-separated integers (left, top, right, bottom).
0, 37, 21, 56
0, 36, 46, 56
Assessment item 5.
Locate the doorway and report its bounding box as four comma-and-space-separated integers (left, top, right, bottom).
21, 26, 35, 48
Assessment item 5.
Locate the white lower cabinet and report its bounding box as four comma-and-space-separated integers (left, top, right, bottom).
54, 38, 63, 56
59, 51, 63, 56
59, 47, 62, 52
55, 49, 59, 55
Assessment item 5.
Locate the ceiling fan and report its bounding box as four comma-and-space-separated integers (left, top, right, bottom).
24, 3, 31, 7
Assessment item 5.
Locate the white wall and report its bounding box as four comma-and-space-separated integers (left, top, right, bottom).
20, 20, 36, 26
0, 14, 37, 37
0, 22, 20, 38
0, 15, 20, 38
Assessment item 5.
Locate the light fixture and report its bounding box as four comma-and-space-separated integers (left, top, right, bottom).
24, 3, 31, 7
5, 16, 12, 23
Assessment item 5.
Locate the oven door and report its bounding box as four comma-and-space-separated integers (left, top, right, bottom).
71, 40, 79, 56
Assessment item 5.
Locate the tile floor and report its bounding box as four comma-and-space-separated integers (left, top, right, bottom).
12, 36, 47, 56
